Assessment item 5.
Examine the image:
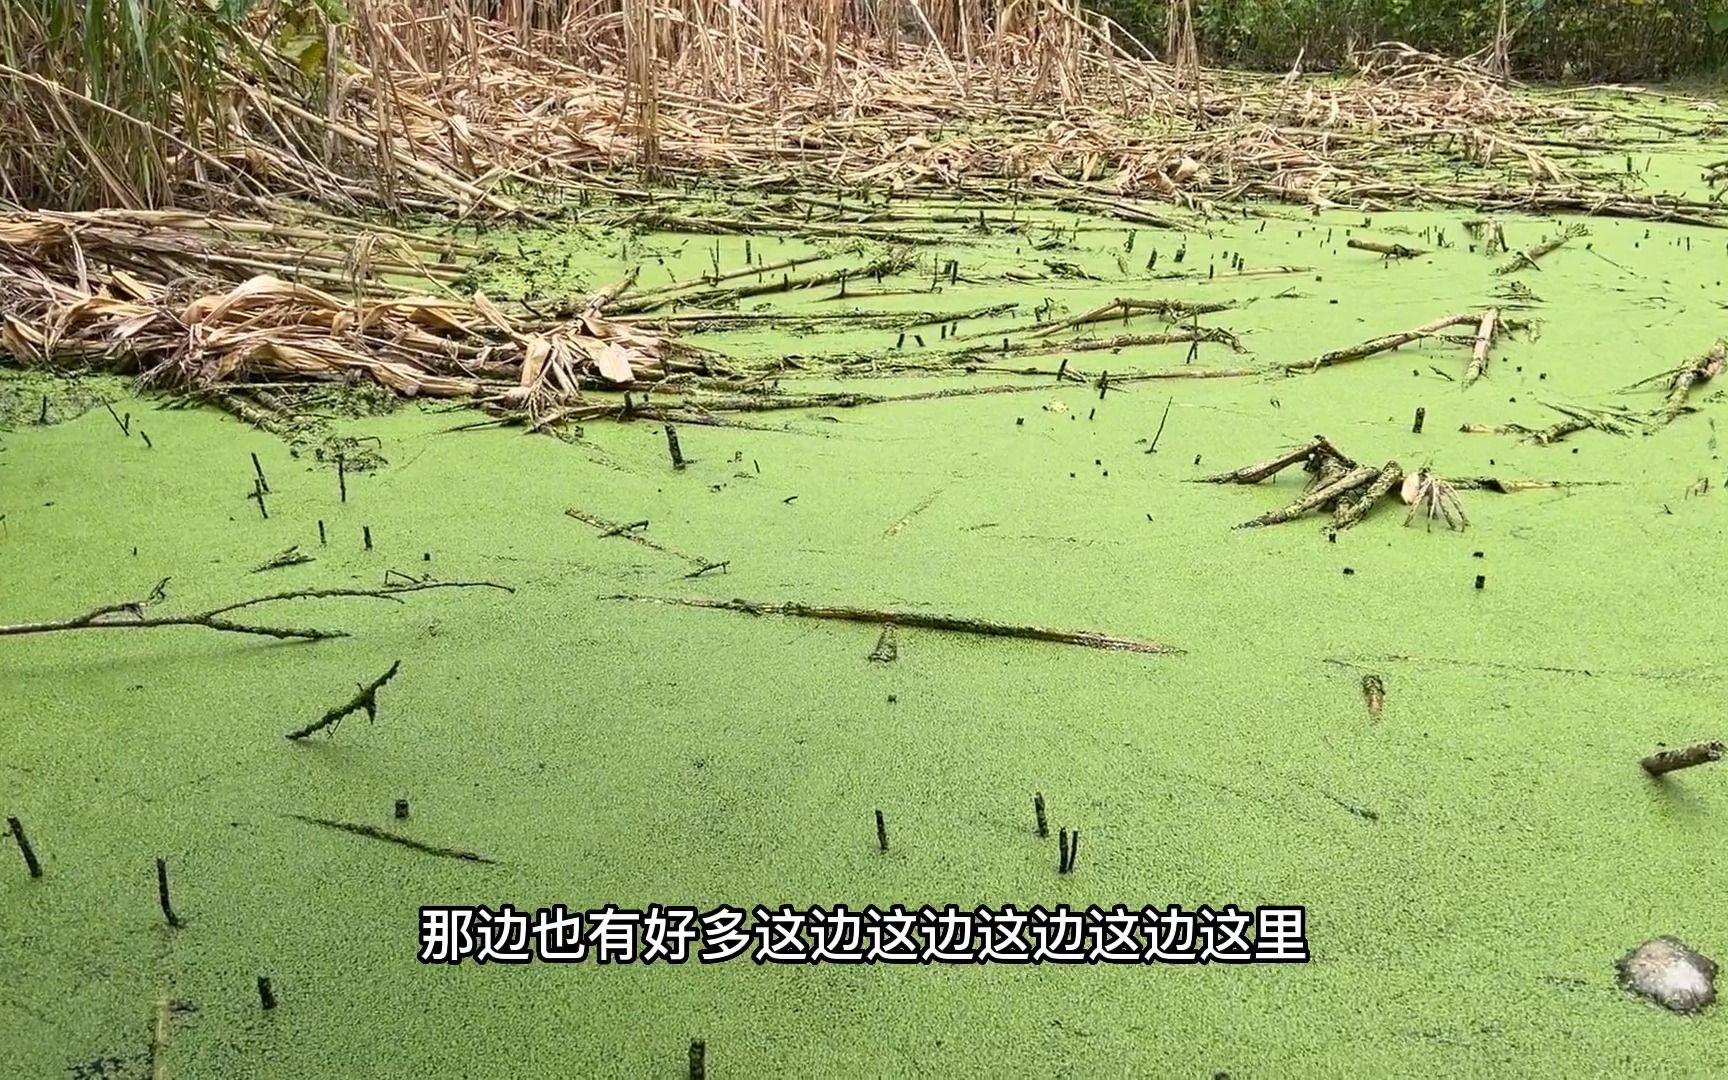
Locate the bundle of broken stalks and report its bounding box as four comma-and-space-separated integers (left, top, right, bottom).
0, 210, 720, 431
1199, 435, 1467, 532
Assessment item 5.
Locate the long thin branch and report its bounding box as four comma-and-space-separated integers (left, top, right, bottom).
0, 581, 514, 641
284, 814, 497, 864
607, 595, 1183, 655
1286, 313, 1477, 373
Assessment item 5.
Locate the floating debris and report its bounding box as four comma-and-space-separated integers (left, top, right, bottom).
251, 546, 314, 573
868, 623, 899, 663
1618, 937, 1717, 1014
1641, 741, 1725, 777
1361, 675, 1386, 720
1402, 469, 1470, 531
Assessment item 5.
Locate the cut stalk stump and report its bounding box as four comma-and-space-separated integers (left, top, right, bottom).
665, 424, 687, 469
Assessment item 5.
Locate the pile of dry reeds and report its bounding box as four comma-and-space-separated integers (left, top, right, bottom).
0, 210, 714, 429
4, 1, 1719, 223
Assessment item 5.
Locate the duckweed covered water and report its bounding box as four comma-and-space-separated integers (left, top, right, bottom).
3, 179, 1727, 1078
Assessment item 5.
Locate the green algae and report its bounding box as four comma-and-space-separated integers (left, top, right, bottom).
4, 177, 1728, 1079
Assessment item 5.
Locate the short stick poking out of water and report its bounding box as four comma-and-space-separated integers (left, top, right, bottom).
7, 816, 42, 878
156, 857, 184, 928
665, 424, 686, 470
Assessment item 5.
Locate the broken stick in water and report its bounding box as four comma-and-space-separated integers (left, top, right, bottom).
1465, 309, 1499, 387
1496, 224, 1585, 274
252, 546, 314, 573
1641, 741, 1725, 777
605, 595, 1183, 655
156, 857, 184, 928
7, 816, 42, 878
284, 814, 497, 864
286, 660, 402, 740
1287, 314, 1477, 373
1346, 238, 1426, 259
1332, 463, 1403, 531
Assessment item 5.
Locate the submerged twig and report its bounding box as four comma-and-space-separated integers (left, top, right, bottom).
566, 507, 710, 567
284, 814, 496, 864
252, 546, 314, 573
605, 595, 1182, 655
0, 581, 512, 642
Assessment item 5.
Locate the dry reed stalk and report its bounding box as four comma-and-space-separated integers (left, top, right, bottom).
1465, 308, 1499, 386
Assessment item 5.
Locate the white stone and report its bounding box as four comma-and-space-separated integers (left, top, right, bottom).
1618, 937, 1717, 1014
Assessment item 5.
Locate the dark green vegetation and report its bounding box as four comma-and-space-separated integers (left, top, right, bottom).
1099, 0, 1728, 79
4, 176, 1727, 1074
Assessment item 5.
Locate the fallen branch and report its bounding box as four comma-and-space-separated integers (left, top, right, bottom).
0, 581, 513, 642
605, 595, 1183, 655
286, 661, 403, 740
285, 814, 497, 864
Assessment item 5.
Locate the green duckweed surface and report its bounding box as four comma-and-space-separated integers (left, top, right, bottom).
4, 181, 1728, 1079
